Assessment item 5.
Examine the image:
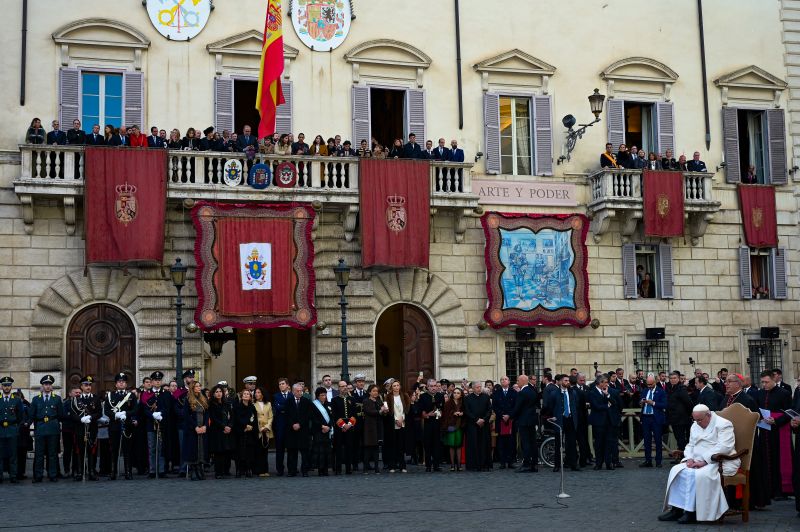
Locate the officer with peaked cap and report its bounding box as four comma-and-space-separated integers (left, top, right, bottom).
143, 371, 170, 478
0, 376, 23, 483
107, 373, 137, 480
30, 375, 63, 482
69, 375, 101, 481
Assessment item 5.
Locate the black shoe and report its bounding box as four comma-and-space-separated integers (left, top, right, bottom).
552, 467, 561, 472
640, 462, 653, 468
593, 465, 602, 471
499, 464, 506, 470
570, 466, 581, 472
516, 466, 532, 473
425, 467, 431, 472
10, 478, 18, 484
125, 472, 133, 480
507, 463, 516, 469
301, 472, 309, 477
49, 477, 58, 483
88, 474, 98, 481
606, 464, 615, 471
677, 511, 696, 524
276, 471, 284, 477
33, 478, 43, 483
656, 463, 663, 468
433, 467, 442, 472
614, 462, 624, 468
215, 475, 223, 479
658, 507, 683, 522
74, 475, 82, 482
287, 473, 297, 477
148, 473, 156, 479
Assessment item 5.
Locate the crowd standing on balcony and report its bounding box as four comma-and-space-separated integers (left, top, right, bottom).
24, 118, 466, 163
600, 143, 708, 172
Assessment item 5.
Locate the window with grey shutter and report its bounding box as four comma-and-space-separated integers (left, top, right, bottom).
59, 68, 80, 127
275, 80, 293, 136
723, 108, 741, 183
607, 99, 625, 149
770, 247, 788, 299
533, 95, 553, 176
657, 243, 674, 299
766, 109, 787, 185
739, 246, 753, 299
622, 243, 638, 299
351, 85, 370, 146
656, 102, 675, 156
483, 92, 501, 175
123, 71, 143, 128
214, 77, 234, 133
406, 89, 425, 141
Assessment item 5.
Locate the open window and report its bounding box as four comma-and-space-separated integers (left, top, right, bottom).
214, 77, 292, 136
351, 86, 425, 149
59, 68, 142, 129
484, 93, 552, 176
607, 99, 674, 157
622, 242, 674, 299
723, 107, 786, 184
739, 246, 787, 300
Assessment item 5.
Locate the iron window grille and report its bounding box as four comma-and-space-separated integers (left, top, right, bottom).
505, 341, 546, 382
632, 340, 670, 376
747, 338, 783, 377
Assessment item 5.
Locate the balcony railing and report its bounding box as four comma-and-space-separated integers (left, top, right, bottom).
587, 168, 720, 244
15, 144, 478, 239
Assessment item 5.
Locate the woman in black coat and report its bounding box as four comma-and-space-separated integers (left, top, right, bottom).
234, 389, 258, 478
310, 387, 333, 476
208, 386, 233, 479
182, 382, 209, 480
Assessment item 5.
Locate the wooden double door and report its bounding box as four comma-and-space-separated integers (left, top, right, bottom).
66, 304, 136, 392
375, 304, 435, 391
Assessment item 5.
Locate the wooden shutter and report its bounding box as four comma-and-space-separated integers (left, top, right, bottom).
770, 247, 788, 300
213, 77, 234, 133
658, 243, 674, 299
766, 109, 787, 185
123, 71, 143, 128
484, 92, 501, 175
533, 95, 553, 176
275, 80, 293, 136
58, 68, 80, 127
723, 107, 741, 183
607, 99, 625, 148
351, 85, 370, 145
656, 102, 675, 156
406, 89, 426, 141
739, 246, 752, 299
622, 243, 638, 299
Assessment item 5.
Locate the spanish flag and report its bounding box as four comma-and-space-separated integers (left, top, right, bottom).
256, 0, 285, 139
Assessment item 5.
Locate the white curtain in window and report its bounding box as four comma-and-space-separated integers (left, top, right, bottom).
515, 107, 531, 174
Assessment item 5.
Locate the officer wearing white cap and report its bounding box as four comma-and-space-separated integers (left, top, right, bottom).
30, 375, 63, 482
0, 376, 23, 483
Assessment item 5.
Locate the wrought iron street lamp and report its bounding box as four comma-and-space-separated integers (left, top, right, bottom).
334, 258, 351, 382
170, 257, 187, 381
558, 88, 606, 164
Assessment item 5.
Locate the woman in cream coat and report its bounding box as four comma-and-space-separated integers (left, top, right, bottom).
253, 387, 274, 477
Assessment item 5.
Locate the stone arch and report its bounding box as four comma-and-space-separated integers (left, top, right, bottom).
52, 18, 151, 69
601, 57, 679, 100
344, 39, 432, 87
369, 268, 467, 379
30, 268, 141, 373
52, 18, 151, 46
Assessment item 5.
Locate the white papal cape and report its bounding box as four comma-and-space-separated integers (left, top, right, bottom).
662, 413, 739, 522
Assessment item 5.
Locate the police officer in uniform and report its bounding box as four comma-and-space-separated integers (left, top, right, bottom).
0, 376, 24, 483
70, 375, 101, 481
142, 371, 170, 478
331, 380, 358, 475
107, 373, 137, 480
30, 375, 63, 482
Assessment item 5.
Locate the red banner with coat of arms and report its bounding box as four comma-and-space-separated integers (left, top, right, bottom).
643, 170, 684, 237
84, 147, 168, 265
738, 184, 778, 248
359, 159, 430, 268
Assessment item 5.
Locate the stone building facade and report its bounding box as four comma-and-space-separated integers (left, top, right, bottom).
1, 0, 799, 392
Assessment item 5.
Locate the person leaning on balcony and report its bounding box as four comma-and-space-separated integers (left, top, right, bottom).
86, 124, 105, 146
259, 135, 275, 155
686, 151, 707, 172
450, 140, 465, 162
646, 152, 662, 170
358, 139, 372, 158
237, 125, 257, 153
389, 138, 405, 159
629, 149, 647, 169
128, 125, 147, 148
661, 149, 679, 170
47, 120, 66, 145
166, 129, 182, 150
742, 164, 758, 184
339, 140, 357, 157
67, 119, 86, 145
403, 133, 423, 159
616, 143, 631, 168
181, 128, 200, 151
291, 133, 310, 155
199, 127, 223, 151
600, 143, 618, 168
25, 117, 45, 144
309, 134, 327, 156
275, 134, 292, 156
372, 144, 386, 159
325, 137, 337, 156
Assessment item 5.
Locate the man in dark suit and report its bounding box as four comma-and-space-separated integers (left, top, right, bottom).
339, 140, 358, 157
491, 376, 517, 469
421, 139, 434, 159
511, 374, 538, 472
639, 375, 667, 467
773, 369, 792, 393
85, 124, 105, 146
66, 119, 86, 145
199, 127, 222, 151
711, 368, 728, 395
236, 125, 257, 153
572, 374, 593, 467
272, 378, 291, 476
108, 125, 128, 147
403, 133, 423, 159
291, 132, 310, 155
450, 140, 465, 162
686, 151, 707, 172
544, 374, 580, 472
666, 371, 693, 455
589, 374, 621, 470
697, 375, 721, 411
331, 380, 358, 475
46, 120, 66, 145
147, 126, 165, 148
463, 381, 492, 471
417, 379, 445, 472
431, 138, 452, 161
284, 383, 312, 477
630, 148, 648, 169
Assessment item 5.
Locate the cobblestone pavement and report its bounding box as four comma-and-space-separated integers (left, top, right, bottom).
1, 459, 797, 531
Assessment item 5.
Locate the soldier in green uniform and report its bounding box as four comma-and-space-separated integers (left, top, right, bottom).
0, 376, 24, 483
30, 375, 63, 482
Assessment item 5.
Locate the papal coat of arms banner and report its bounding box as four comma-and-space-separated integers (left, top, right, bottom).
643, 170, 684, 237
482, 213, 591, 329
84, 148, 168, 265
145, 0, 212, 41
359, 159, 430, 268
738, 184, 778, 248
291, 0, 353, 51
192, 202, 317, 331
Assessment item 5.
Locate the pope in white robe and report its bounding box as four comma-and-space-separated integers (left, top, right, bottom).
660, 404, 739, 523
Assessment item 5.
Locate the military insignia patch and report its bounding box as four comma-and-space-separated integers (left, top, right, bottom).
115, 182, 138, 225
386, 195, 406, 233
240, 243, 272, 290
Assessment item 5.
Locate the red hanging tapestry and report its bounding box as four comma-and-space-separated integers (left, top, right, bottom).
738, 184, 778, 248
643, 170, 684, 237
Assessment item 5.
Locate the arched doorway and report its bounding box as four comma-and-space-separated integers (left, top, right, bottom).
66, 303, 136, 392
375, 304, 435, 390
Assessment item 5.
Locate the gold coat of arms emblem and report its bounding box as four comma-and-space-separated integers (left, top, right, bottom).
752, 207, 763, 228
386, 195, 407, 233
656, 193, 670, 218
115, 182, 138, 226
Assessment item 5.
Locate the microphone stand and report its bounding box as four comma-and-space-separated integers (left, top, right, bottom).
546, 418, 570, 499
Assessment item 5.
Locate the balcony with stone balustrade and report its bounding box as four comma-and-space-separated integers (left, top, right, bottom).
586, 168, 721, 245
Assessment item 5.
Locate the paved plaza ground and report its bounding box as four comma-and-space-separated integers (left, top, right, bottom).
0, 459, 797, 531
